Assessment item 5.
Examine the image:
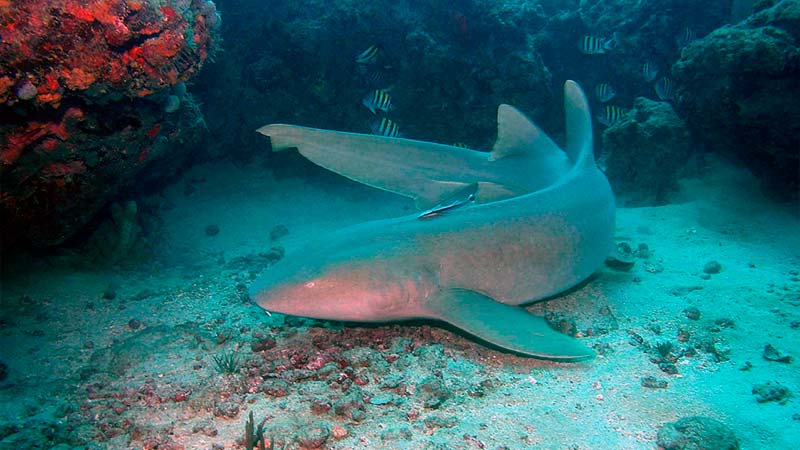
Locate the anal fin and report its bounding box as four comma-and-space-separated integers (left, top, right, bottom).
423, 289, 595, 362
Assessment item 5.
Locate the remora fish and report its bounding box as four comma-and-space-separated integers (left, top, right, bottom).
250, 81, 615, 361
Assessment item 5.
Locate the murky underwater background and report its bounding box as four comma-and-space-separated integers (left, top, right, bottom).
1, 1, 799, 449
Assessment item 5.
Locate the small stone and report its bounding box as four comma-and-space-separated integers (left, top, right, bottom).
605, 242, 636, 271
295, 423, 330, 448
369, 393, 395, 405
310, 399, 332, 415
657, 416, 740, 450
213, 402, 240, 418
752, 382, 791, 404
714, 318, 735, 329
379, 373, 403, 389
423, 415, 459, 429
270, 225, 290, 241
128, 319, 142, 330
762, 344, 792, 363
191, 422, 218, 437
381, 426, 413, 441
418, 376, 450, 409
709, 342, 731, 362
684, 307, 701, 321
333, 388, 366, 422
16, 81, 38, 100
261, 379, 290, 397
659, 361, 679, 375
641, 376, 669, 389
251, 337, 277, 352
331, 425, 348, 439
205, 224, 220, 236
703, 260, 722, 274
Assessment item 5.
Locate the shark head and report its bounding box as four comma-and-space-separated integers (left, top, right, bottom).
248, 240, 429, 323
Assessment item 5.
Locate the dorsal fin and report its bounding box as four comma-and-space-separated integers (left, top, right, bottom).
564, 80, 595, 170
489, 104, 563, 162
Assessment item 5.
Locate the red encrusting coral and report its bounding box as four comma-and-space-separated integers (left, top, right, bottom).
1, 108, 83, 166
0, 0, 219, 247
0, 0, 218, 106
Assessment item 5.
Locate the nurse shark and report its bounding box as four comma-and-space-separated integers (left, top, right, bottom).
249, 81, 615, 361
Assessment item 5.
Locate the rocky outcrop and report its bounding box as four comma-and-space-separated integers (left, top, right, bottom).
0, 0, 220, 248
601, 97, 690, 205
673, 0, 800, 199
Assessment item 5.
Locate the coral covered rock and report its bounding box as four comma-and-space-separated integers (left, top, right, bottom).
601, 97, 690, 204
673, 0, 800, 198
657, 416, 740, 450
0, 0, 220, 248
0, 0, 218, 106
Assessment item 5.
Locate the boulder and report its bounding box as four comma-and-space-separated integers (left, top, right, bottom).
601, 97, 690, 204
0, 0, 220, 248
673, 0, 800, 199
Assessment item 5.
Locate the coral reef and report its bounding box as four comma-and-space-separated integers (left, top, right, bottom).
0, 0, 218, 107
601, 97, 690, 204
673, 0, 800, 199
0, 0, 220, 248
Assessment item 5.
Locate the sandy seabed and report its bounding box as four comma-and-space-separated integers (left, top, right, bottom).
1, 155, 798, 449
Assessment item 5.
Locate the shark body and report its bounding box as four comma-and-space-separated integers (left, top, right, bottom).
249, 81, 615, 361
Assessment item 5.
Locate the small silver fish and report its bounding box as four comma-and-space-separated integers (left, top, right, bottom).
594, 83, 616, 103
356, 44, 380, 65
654, 77, 675, 101
417, 183, 478, 220
597, 105, 626, 127
642, 63, 659, 82
579, 35, 617, 55
362, 89, 393, 114
371, 117, 400, 137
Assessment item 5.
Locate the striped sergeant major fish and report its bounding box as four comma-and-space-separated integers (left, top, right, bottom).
362, 89, 393, 114
642, 62, 659, 82
356, 44, 380, 65
597, 105, 626, 127
654, 77, 675, 101
594, 83, 616, 103
579, 33, 618, 55
370, 117, 400, 137
676, 27, 696, 49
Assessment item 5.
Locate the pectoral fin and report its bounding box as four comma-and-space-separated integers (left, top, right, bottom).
423, 289, 594, 362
